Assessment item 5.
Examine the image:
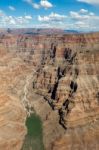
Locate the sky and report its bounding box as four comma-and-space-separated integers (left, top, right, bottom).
0, 0, 99, 31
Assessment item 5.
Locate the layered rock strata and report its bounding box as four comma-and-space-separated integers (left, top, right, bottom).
0, 32, 99, 150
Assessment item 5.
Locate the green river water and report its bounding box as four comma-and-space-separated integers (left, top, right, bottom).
21, 113, 45, 150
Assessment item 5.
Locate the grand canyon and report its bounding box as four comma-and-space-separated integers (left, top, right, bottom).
0, 29, 99, 150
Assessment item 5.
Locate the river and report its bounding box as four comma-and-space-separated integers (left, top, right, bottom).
21, 113, 45, 150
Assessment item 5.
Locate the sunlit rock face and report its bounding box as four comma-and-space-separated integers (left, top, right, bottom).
0, 37, 34, 150
0, 32, 99, 150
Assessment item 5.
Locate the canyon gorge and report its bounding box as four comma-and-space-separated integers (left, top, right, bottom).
0, 30, 99, 150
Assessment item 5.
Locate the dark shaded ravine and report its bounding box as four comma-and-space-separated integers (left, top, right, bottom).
21, 113, 45, 150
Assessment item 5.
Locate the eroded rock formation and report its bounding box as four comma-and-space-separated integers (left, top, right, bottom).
0, 32, 99, 150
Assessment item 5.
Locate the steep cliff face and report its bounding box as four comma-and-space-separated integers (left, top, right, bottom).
31, 33, 99, 150
0, 32, 99, 150
32, 33, 99, 127
0, 40, 34, 150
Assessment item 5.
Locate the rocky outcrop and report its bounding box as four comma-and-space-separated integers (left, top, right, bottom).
0, 45, 34, 150
0, 32, 99, 150
31, 33, 99, 149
